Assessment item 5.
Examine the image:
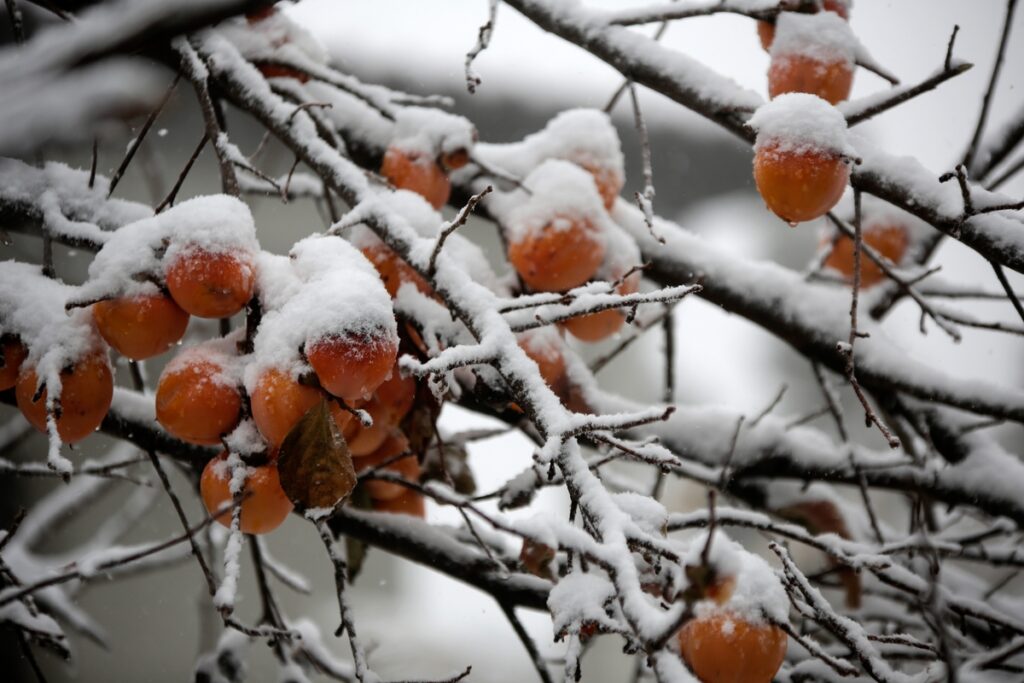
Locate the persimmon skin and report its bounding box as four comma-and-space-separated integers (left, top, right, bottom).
361, 243, 433, 299
678, 612, 788, 683
93, 293, 189, 360
155, 357, 242, 445
306, 332, 398, 402
508, 215, 605, 292
16, 352, 113, 443
440, 148, 470, 172
356, 432, 419, 501
768, 54, 853, 105
372, 488, 426, 518
251, 368, 322, 448
200, 453, 293, 535
518, 333, 567, 390
256, 63, 310, 82
165, 249, 255, 319
380, 146, 451, 210
338, 396, 391, 456
0, 338, 28, 391
754, 141, 849, 224
374, 365, 416, 426
577, 161, 624, 211
562, 272, 640, 342
824, 223, 909, 288
757, 0, 850, 51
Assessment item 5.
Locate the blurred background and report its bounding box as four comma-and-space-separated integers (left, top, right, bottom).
3, 0, 1024, 680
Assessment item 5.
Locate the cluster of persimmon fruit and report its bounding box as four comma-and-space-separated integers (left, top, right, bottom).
753, 0, 854, 226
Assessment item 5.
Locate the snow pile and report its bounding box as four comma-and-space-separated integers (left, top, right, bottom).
770, 11, 859, 65
613, 492, 668, 537
390, 106, 476, 159
76, 194, 258, 303
244, 234, 398, 388
471, 108, 624, 184
217, 9, 327, 67
166, 334, 245, 391
0, 261, 106, 383
748, 93, 855, 157
548, 571, 617, 637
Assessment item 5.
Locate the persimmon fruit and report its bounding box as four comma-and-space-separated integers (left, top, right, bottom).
380, 146, 451, 210
373, 365, 416, 426
155, 354, 242, 445
562, 271, 640, 342
753, 141, 849, 224
508, 215, 605, 292
306, 331, 398, 402
200, 452, 293, 535
440, 148, 470, 172
577, 160, 623, 211
356, 431, 419, 501
165, 248, 255, 319
0, 337, 28, 391
518, 333, 567, 390
16, 351, 113, 443
678, 612, 788, 683
824, 223, 909, 288
92, 292, 189, 360
768, 54, 853, 105
250, 368, 322, 448
757, 0, 850, 51
338, 396, 391, 456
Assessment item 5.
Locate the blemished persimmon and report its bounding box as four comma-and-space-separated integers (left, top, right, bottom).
16, 351, 113, 443
306, 331, 398, 402
165, 248, 255, 319
508, 215, 605, 292
380, 146, 451, 210
768, 54, 853, 105
251, 368, 322, 448
200, 452, 293, 535
361, 243, 433, 299
356, 431, 419, 501
678, 612, 788, 683
824, 223, 909, 288
155, 355, 242, 445
92, 292, 189, 360
372, 487, 426, 518
562, 271, 640, 342
0, 337, 28, 391
753, 141, 849, 224
757, 0, 850, 51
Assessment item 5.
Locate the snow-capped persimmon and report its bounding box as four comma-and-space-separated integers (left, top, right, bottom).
678, 612, 788, 683
165, 248, 255, 319
749, 93, 853, 224
200, 452, 293, 535
562, 271, 640, 342
380, 146, 451, 210
250, 368, 322, 448
508, 214, 605, 292
0, 337, 28, 391
356, 431, 419, 501
306, 330, 399, 402
360, 242, 433, 299
757, 0, 850, 51
754, 141, 850, 224
768, 54, 853, 105
155, 353, 242, 445
16, 351, 113, 443
372, 488, 426, 518
823, 223, 909, 288
92, 292, 189, 360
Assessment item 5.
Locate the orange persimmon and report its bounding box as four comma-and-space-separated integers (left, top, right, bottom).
16, 351, 113, 443
355, 431, 419, 501
824, 223, 909, 288
380, 146, 451, 210
306, 331, 398, 402
753, 141, 849, 224
250, 368, 322, 448
508, 215, 605, 292
155, 353, 242, 445
200, 452, 293, 535
165, 248, 255, 319
678, 612, 788, 683
93, 292, 189, 360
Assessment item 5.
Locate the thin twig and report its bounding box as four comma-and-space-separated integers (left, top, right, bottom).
429, 185, 492, 276
107, 73, 180, 197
